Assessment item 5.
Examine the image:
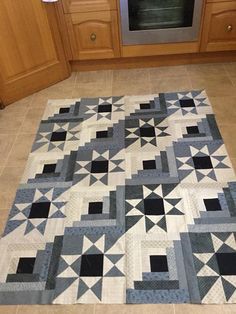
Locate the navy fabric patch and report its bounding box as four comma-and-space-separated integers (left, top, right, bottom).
144, 199, 165, 215
88, 202, 103, 214
180, 99, 195, 108
150, 255, 168, 272
80, 254, 104, 276
193, 156, 213, 169
204, 198, 222, 211
50, 131, 67, 142
91, 161, 109, 173
29, 202, 50, 219
17, 258, 36, 274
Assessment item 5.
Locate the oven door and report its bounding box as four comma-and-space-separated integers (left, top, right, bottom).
120, 0, 204, 45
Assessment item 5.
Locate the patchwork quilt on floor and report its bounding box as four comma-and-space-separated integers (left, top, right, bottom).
1, 90, 236, 304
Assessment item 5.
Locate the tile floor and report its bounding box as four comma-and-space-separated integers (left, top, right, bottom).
0, 62, 236, 314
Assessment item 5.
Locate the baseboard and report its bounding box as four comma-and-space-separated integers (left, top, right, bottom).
71, 51, 236, 71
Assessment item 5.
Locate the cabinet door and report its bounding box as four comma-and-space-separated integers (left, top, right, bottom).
67, 11, 120, 60
0, 0, 70, 105
201, 1, 236, 52
62, 0, 117, 13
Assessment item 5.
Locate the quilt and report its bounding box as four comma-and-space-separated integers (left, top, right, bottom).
0, 90, 236, 304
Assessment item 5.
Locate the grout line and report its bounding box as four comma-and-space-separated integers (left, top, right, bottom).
70, 71, 79, 99
148, 67, 152, 94
222, 63, 235, 87
2, 94, 36, 168
16, 93, 36, 135
187, 72, 193, 91
111, 69, 114, 96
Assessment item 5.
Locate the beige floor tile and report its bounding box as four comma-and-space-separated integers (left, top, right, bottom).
175, 304, 225, 314
53, 304, 95, 314
186, 63, 227, 77
73, 70, 113, 98
209, 97, 236, 125
4, 95, 34, 115
19, 107, 45, 134
5, 133, 35, 167
112, 68, 150, 95
17, 304, 94, 314
224, 62, 236, 77
150, 77, 191, 94
0, 305, 18, 314
113, 68, 149, 82
230, 158, 236, 172
0, 134, 17, 165
77, 70, 112, 84
221, 304, 236, 313
32, 73, 77, 108
95, 304, 174, 314
219, 125, 236, 158
72, 82, 113, 98
0, 208, 10, 235
0, 111, 25, 134
149, 65, 188, 80
190, 75, 235, 97
17, 305, 55, 314
0, 167, 24, 209
112, 79, 151, 96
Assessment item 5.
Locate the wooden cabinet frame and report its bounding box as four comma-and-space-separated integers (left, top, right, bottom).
62, 0, 117, 13
66, 10, 120, 60
201, 1, 236, 52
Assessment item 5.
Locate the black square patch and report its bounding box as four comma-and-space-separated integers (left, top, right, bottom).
80, 254, 104, 276
59, 107, 70, 114
140, 127, 155, 138
216, 253, 236, 275
91, 160, 109, 173
43, 164, 56, 174
29, 202, 50, 219
140, 103, 151, 110
96, 131, 108, 138
98, 104, 112, 113
88, 202, 103, 214
143, 160, 156, 170
204, 198, 222, 211
144, 198, 165, 215
180, 99, 195, 108
187, 126, 199, 134
17, 257, 36, 274
150, 255, 168, 272
192, 156, 213, 169
50, 131, 67, 142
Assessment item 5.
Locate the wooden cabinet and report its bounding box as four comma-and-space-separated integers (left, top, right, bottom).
201, 1, 236, 52
66, 11, 120, 60
0, 0, 70, 105
62, 0, 117, 13
63, 0, 120, 60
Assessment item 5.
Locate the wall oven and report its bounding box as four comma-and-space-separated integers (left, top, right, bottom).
120, 0, 204, 45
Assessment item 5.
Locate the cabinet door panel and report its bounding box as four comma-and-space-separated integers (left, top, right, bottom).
201, 2, 236, 52
0, 0, 70, 105
62, 0, 117, 13
67, 11, 120, 60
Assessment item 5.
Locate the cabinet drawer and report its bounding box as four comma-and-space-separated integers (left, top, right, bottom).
201, 1, 236, 52
66, 11, 120, 60
62, 0, 117, 13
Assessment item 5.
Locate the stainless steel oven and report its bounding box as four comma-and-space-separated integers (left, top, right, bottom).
120, 0, 204, 45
